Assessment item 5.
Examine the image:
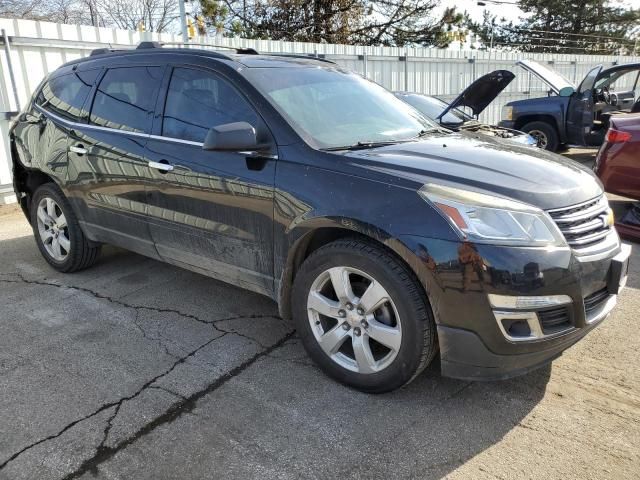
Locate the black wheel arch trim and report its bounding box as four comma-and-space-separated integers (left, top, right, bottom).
276, 215, 439, 322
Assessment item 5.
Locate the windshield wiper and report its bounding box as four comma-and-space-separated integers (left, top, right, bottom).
322, 128, 446, 152
322, 139, 409, 151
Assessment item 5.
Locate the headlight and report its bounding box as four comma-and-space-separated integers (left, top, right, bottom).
418, 184, 566, 247
502, 105, 513, 121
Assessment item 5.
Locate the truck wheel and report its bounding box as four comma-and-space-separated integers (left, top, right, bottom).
521, 121, 559, 152
30, 183, 101, 273
292, 238, 437, 393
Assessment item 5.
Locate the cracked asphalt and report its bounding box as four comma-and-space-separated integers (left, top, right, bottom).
1, 197, 639, 480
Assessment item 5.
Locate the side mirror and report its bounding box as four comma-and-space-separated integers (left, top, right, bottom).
559, 86, 575, 97
203, 122, 259, 151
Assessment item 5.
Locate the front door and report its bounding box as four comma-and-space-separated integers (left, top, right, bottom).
66, 65, 164, 258
144, 66, 276, 296
566, 65, 602, 146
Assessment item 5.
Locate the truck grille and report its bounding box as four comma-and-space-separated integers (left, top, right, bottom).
547, 196, 612, 249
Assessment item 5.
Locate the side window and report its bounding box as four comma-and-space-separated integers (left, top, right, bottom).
36, 70, 98, 121
90, 67, 163, 133
162, 67, 259, 143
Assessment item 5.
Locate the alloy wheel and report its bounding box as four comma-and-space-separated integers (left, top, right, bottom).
307, 266, 402, 374
36, 197, 70, 262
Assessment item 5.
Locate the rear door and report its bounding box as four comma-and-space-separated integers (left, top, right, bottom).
66, 65, 164, 257
15, 69, 98, 187
143, 66, 276, 295
566, 65, 602, 146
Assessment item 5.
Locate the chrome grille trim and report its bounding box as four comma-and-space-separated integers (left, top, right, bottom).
547, 195, 612, 249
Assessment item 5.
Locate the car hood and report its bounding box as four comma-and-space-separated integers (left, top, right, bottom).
440, 70, 515, 119
516, 60, 576, 94
340, 132, 602, 210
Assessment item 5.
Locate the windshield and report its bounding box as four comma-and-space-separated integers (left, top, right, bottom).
396, 93, 471, 125
243, 66, 438, 149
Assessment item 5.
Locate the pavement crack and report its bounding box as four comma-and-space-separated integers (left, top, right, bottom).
97, 404, 122, 451
61, 330, 296, 480
0, 273, 229, 332
130, 309, 181, 360
0, 332, 228, 471
0, 273, 286, 340
0, 273, 295, 473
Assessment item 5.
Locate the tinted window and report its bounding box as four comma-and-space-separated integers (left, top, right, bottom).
36, 70, 98, 121
162, 68, 258, 143
90, 67, 163, 133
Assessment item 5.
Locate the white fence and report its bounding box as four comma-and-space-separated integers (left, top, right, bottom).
1, 17, 639, 203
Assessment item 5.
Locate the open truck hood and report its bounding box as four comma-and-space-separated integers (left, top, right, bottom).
516, 59, 576, 94
438, 70, 515, 120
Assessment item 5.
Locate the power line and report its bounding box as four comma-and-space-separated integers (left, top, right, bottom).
499, 25, 638, 42
492, 42, 633, 52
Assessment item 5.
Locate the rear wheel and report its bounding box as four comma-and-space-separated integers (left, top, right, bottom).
521, 121, 559, 152
30, 183, 100, 272
292, 238, 437, 393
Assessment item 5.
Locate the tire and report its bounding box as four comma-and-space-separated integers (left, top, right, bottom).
292, 238, 437, 393
30, 183, 100, 273
521, 121, 559, 152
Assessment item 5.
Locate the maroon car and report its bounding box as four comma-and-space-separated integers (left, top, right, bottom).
594, 113, 640, 240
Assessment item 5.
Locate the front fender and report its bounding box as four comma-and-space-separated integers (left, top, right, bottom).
509, 97, 569, 141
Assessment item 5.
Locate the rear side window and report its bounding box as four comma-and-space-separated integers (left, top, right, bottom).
162, 67, 258, 143
36, 70, 98, 121
90, 67, 163, 133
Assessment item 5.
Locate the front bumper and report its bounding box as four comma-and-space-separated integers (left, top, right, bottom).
399, 234, 631, 380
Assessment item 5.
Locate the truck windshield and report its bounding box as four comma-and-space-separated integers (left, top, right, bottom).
244, 66, 438, 150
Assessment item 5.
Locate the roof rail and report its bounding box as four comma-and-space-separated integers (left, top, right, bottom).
89, 47, 126, 56
267, 53, 336, 65
137, 41, 259, 55
137, 41, 163, 50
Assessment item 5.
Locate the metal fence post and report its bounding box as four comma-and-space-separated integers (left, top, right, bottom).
1, 29, 20, 112
363, 51, 367, 78
404, 47, 409, 91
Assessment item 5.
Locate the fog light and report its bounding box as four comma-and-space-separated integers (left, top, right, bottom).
502, 318, 532, 337
493, 310, 542, 341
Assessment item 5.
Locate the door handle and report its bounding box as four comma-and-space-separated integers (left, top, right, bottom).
69, 145, 87, 155
148, 160, 174, 172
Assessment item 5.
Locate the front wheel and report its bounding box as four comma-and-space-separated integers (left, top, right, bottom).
292, 239, 437, 393
521, 121, 559, 152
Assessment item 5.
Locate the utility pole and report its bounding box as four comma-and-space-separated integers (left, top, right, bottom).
179, 0, 188, 42
488, 24, 494, 66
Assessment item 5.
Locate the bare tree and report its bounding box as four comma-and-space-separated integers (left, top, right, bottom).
100, 0, 179, 32
0, 0, 178, 32
0, 0, 52, 19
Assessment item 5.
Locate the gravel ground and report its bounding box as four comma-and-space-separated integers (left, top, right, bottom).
1, 152, 639, 479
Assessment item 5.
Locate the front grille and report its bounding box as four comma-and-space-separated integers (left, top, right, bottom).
537, 306, 572, 334
547, 196, 612, 249
584, 287, 610, 315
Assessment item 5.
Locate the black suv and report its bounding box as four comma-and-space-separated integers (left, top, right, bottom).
10, 43, 631, 392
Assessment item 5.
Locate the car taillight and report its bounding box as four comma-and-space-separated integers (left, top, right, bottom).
605, 129, 631, 143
